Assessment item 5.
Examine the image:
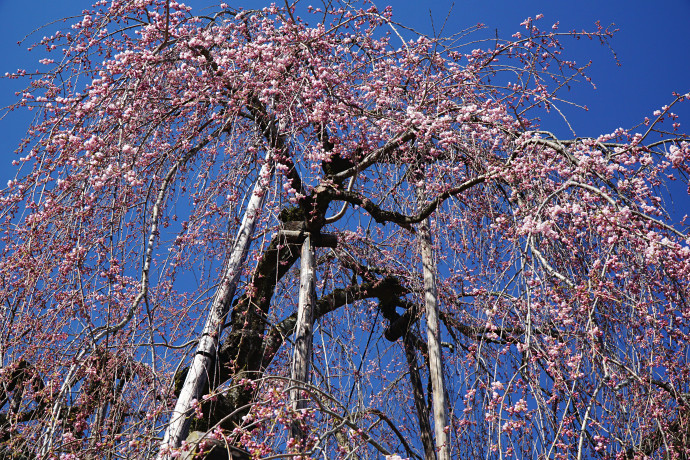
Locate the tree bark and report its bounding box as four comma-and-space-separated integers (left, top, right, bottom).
289, 234, 316, 441
159, 154, 272, 458
404, 334, 436, 460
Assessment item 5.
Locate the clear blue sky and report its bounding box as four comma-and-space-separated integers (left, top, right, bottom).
1, 0, 688, 176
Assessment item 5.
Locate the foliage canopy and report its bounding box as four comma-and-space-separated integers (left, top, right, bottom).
1, 1, 689, 459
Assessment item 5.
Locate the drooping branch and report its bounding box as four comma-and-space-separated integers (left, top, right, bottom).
39, 122, 223, 457
365, 408, 423, 460
2, 350, 143, 456
623, 411, 690, 459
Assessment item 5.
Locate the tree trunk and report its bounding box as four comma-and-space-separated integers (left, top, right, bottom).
289, 233, 316, 442
417, 176, 450, 460
159, 155, 272, 458
403, 334, 436, 460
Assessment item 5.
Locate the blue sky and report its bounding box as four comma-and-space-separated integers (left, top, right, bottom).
0, 0, 688, 179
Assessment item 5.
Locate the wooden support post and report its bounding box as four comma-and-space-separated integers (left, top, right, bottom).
159, 154, 272, 458
417, 167, 450, 460
419, 218, 450, 460
290, 233, 316, 441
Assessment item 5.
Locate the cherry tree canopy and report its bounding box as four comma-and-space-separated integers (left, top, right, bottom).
1, 1, 689, 459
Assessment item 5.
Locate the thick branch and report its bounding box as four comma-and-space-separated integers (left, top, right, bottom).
325, 174, 487, 230
278, 230, 338, 248
261, 277, 408, 369
330, 130, 417, 182
384, 301, 419, 342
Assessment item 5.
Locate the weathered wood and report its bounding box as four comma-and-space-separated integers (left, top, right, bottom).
289, 234, 316, 441
159, 155, 272, 458
417, 172, 449, 460
419, 217, 450, 460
